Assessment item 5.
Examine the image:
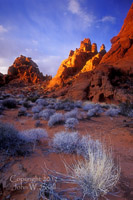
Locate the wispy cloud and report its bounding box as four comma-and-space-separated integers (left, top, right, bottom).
99, 16, 116, 23
0, 25, 8, 33
34, 55, 62, 76
68, 0, 95, 26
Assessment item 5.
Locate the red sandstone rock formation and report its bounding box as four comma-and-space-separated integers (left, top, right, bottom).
8, 55, 45, 84
100, 3, 133, 69
47, 3, 133, 103
48, 39, 106, 88
0, 55, 52, 86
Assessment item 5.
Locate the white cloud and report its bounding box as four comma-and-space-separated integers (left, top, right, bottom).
0, 25, 8, 33
99, 16, 116, 23
68, 0, 95, 26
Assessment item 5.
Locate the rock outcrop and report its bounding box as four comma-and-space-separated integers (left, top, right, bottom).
100, 3, 133, 69
0, 55, 52, 86
8, 55, 46, 84
48, 39, 106, 88
47, 3, 133, 104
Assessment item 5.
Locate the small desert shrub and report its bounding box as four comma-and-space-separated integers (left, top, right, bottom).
55, 100, 75, 111
46, 103, 56, 109
52, 131, 80, 153
32, 105, 43, 113
18, 107, 27, 116
0, 122, 30, 156
2, 98, 17, 108
105, 108, 120, 117
0, 103, 4, 115
119, 102, 133, 117
65, 118, 79, 130
35, 120, 42, 127
39, 109, 55, 120
19, 128, 48, 143
87, 105, 103, 118
48, 113, 65, 127
27, 96, 39, 102
70, 145, 120, 199
65, 108, 78, 119
33, 113, 40, 120
82, 102, 95, 111
74, 100, 82, 108
22, 101, 32, 108
36, 98, 49, 106
100, 103, 110, 109
76, 135, 102, 159
77, 111, 87, 120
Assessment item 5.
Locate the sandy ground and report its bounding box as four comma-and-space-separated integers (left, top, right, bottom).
0, 108, 133, 200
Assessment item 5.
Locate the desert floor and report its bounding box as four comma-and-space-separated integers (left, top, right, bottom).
0, 104, 133, 200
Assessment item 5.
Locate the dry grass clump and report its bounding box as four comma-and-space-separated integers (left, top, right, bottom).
41, 140, 120, 199
70, 145, 120, 199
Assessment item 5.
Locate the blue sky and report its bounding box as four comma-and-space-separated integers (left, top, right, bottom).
0, 0, 132, 76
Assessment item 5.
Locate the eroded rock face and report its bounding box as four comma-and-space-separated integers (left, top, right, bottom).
91, 43, 98, 53
100, 3, 133, 68
47, 3, 133, 104
8, 55, 45, 84
80, 38, 91, 51
48, 39, 105, 88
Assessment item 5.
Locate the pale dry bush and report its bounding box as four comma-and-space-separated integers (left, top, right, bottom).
105, 108, 120, 117
69, 145, 120, 199
64, 108, 78, 119
52, 131, 80, 153
39, 109, 55, 120
65, 118, 79, 130
48, 113, 65, 127
32, 105, 43, 113
19, 128, 48, 143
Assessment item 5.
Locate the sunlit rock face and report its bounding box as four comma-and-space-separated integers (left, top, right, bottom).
91, 43, 98, 53
47, 3, 133, 104
80, 38, 91, 51
8, 55, 45, 84
100, 3, 133, 67
48, 38, 106, 88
